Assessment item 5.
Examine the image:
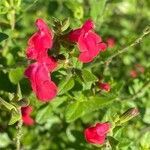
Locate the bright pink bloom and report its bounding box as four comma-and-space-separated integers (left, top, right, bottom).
69, 19, 107, 63
106, 37, 115, 48
24, 63, 57, 102
84, 122, 110, 145
21, 106, 34, 126
99, 82, 111, 92
130, 70, 137, 78
26, 19, 53, 61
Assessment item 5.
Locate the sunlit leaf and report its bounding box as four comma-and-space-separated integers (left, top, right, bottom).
65, 94, 116, 122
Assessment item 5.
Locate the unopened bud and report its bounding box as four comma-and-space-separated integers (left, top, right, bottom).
61, 18, 70, 32
17, 98, 29, 107
118, 108, 139, 125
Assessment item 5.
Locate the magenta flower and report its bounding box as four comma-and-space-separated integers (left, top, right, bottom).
26, 19, 53, 61
69, 19, 107, 63
25, 63, 57, 102
84, 122, 110, 145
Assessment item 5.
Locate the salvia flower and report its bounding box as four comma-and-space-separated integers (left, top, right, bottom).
69, 19, 107, 63
26, 19, 53, 61
84, 122, 111, 145
21, 106, 34, 126
99, 82, 111, 92
25, 63, 57, 102
25, 19, 58, 102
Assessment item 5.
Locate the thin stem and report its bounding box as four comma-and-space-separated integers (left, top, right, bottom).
16, 109, 23, 150
122, 80, 150, 102
104, 26, 150, 73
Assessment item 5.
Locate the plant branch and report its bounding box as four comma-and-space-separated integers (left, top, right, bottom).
104, 26, 150, 73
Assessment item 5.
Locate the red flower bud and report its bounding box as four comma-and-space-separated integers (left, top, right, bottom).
106, 37, 115, 48
21, 106, 34, 126
84, 122, 111, 145
99, 82, 111, 92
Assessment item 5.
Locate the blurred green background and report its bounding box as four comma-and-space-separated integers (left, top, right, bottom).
0, 0, 150, 149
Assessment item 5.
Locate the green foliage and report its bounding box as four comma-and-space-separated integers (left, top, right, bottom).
9, 68, 24, 84
66, 94, 116, 122
82, 69, 98, 82
0, 0, 149, 149
58, 76, 75, 95
36, 104, 53, 124
0, 32, 8, 42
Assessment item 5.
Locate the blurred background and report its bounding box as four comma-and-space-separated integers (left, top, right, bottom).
0, 0, 150, 149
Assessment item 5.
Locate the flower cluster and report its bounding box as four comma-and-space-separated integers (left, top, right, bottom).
24, 19, 111, 145
25, 19, 57, 102
25, 19, 108, 102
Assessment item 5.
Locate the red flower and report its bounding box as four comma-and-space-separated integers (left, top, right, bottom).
106, 37, 115, 48
69, 19, 107, 63
21, 106, 34, 126
24, 63, 57, 102
130, 70, 137, 78
26, 19, 53, 61
99, 82, 111, 92
84, 122, 110, 145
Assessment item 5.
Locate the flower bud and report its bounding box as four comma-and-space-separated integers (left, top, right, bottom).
61, 18, 70, 32
17, 98, 29, 107
118, 108, 139, 124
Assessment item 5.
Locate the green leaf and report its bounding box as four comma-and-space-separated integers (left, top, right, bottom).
51, 96, 67, 109
36, 105, 53, 124
0, 133, 11, 148
0, 32, 8, 42
108, 136, 119, 150
9, 109, 21, 125
61, 18, 70, 32
58, 76, 75, 95
140, 132, 150, 149
0, 97, 17, 111
82, 69, 98, 82
9, 67, 24, 84
89, 0, 107, 21
65, 95, 116, 122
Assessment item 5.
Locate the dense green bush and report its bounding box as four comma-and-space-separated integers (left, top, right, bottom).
0, 0, 150, 149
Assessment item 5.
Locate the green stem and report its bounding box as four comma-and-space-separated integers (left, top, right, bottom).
16, 109, 23, 150
104, 26, 150, 73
